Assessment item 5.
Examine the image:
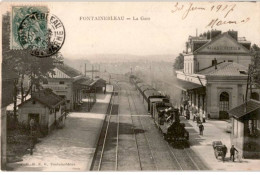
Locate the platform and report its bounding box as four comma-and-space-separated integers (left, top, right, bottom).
7, 85, 113, 171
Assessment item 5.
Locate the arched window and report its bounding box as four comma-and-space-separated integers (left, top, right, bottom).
220, 92, 229, 102
251, 92, 259, 101
219, 92, 229, 119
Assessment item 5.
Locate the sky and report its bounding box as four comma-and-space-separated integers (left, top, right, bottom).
1, 1, 260, 60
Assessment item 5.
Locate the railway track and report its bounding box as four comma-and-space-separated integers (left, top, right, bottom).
127, 85, 183, 170
128, 83, 205, 171
126, 87, 158, 170
92, 79, 208, 171
91, 84, 120, 171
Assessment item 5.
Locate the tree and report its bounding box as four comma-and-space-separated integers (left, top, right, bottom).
251, 44, 260, 87
3, 50, 59, 123
4, 50, 57, 101
173, 53, 184, 70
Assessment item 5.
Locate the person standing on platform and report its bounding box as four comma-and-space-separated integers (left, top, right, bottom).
193, 111, 197, 122
230, 145, 239, 162
186, 109, 190, 120
180, 105, 183, 116
199, 123, 204, 135
222, 145, 227, 162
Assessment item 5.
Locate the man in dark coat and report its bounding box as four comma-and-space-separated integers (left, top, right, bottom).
222, 145, 227, 162
186, 109, 190, 120
180, 106, 183, 116
199, 123, 204, 135
230, 145, 238, 162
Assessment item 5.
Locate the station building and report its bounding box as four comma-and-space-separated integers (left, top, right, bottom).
41, 63, 107, 111
228, 99, 260, 158
175, 30, 260, 119
18, 89, 66, 134
41, 63, 86, 111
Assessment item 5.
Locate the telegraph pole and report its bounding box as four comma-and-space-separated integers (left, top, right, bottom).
85, 63, 86, 76
92, 65, 94, 80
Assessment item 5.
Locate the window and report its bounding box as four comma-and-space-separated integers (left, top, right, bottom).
212, 59, 217, 66
251, 92, 259, 101
220, 92, 229, 111
59, 81, 65, 84
228, 60, 233, 62
43, 79, 48, 84
247, 120, 259, 137
59, 95, 66, 99
219, 92, 229, 119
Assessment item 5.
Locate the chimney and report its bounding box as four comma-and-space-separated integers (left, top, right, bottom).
227, 30, 238, 41
185, 42, 189, 53
207, 31, 210, 39
211, 30, 222, 39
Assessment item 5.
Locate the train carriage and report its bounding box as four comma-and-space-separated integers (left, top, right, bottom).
136, 83, 148, 94
140, 85, 154, 97
150, 97, 170, 115
143, 89, 162, 112
130, 75, 189, 147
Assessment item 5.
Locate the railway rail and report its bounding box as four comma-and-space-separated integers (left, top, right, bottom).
91, 84, 120, 171
92, 78, 208, 171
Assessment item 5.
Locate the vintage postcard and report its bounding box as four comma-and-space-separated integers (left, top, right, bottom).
1, 1, 260, 172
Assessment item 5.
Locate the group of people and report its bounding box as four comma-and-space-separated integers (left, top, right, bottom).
180, 105, 204, 136
179, 105, 241, 163
221, 145, 239, 162
180, 105, 204, 122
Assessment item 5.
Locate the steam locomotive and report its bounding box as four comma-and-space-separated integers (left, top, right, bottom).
129, 75, 189, 146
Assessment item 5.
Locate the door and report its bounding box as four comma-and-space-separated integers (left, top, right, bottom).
28, 113, 40, 127
251, 92, 259, 101
219, 92, 229, 119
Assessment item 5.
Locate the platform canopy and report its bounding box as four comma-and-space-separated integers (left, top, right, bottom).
228, 99, 260, 120
93, 78, 106, 88
175, 79, 205, 94
74, 77, 95, 92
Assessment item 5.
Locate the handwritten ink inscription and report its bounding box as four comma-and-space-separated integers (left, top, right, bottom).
171, 2, 250, 28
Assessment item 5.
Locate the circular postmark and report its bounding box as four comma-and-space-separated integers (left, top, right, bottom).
18, 12, 65, 57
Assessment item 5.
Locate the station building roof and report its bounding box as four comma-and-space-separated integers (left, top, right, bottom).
19, 89, 65, 109
198, 62, 248, 76
75, 77, 95, 86
94, 78, 106, 87
228, 99, 260, 120
55, 64, 82, 78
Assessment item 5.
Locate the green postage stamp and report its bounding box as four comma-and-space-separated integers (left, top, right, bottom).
11, 6, 49, 50
10, 6, 65, 57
